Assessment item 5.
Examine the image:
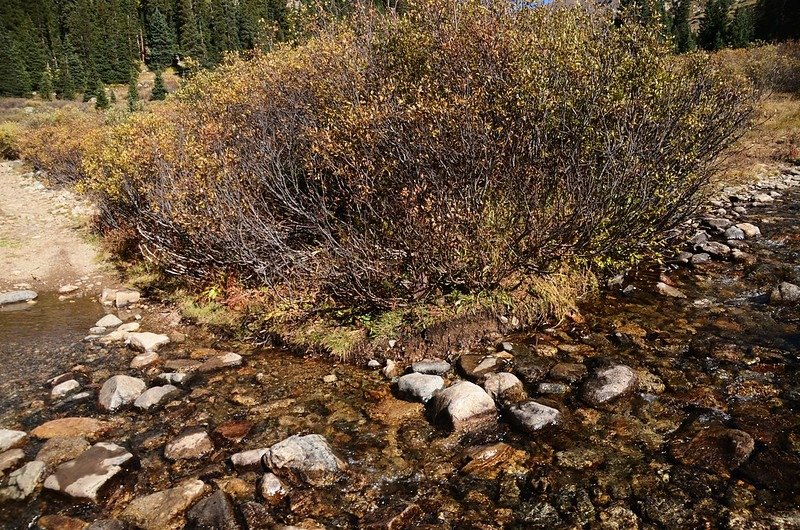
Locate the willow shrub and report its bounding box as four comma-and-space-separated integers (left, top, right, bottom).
86, 0, 755, 310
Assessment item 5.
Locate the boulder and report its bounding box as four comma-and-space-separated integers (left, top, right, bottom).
44, 442, 133, 501
115, 290, 140, 308
98, 375, 146, 412
186, 490, 241, 530
31, 418, 112, 441
0, 290, 37, 306
429, 381, 497, 432
735, 223, 761, 238
121, 479, 208, 530
410, 359, 451, 375
507, 400, 562, 433
770, 282, 800, 305
263, 434, 347, 487
134, 385, 179, 411
164, 428, 214, 461
581, 365, 637, 407
483, 372, 526, 403
127, 332, 170, 353
396, 373, 445, 403
0, 429, 26, 452
0, 460, 45, 500
95, 314, 123, 328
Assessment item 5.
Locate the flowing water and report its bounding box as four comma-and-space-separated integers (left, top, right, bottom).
0, 181, 798, 528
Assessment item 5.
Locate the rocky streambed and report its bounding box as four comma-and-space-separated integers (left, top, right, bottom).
0, 169, 799, 529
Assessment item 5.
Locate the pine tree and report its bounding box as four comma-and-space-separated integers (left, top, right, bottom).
728, 7, 755, 48
110, 89, 117, 104
178, 0, 206, 64
127, 70, 140, 111
95, 79, 110, 109
151, 69, 167, 100
0, 32, 33, 97
699, 0, 732, 51
55, 52, 76, 100
40, 67, 53, 100
672, 0, 696, 53
148, 8, 176, 69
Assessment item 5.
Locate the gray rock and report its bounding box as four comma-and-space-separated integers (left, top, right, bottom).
675, 251, 693, 264
263, 434, 347, 487
396, 373, 445, 403
134, 385, 179, 411
259, 472, 288, 506
0, 460, 45, 500
86, 519, 126, 530
507, 400, 562, 433
581, 365, 637, 407
197, 352, 242, 372
44, 442, 133, 501
411, 359, 452, 375
689, 230, 710, 246
159, 372, 193, 386
127, 332, 170, 353
230, 448, 269, 471
690, 253, 712, 265
483, 372, 525, 403
537, 382, 569, 394
736, 223, 761, 238
367, 360, 381, 369
724, 226, 745, 240
429, 381, 497, 431
130, 352, 159, 369
115, 290, 140, 308
703, 218, 731, 232
0, 429, 26, 452
0, 449, 25, 476
98, 375, 146, 412
121, 479, 208, 530
656, 282, 687, 299
771, 282, 800, 305
95, 314, 123, 328
164, 428, 214, 461
0, 290, 37, 306
186, 490, 241, 530
696, 241, 731, 257
51, 379, 80, 399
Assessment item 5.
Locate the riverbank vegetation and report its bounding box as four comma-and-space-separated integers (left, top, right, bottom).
2, 0, 796, 360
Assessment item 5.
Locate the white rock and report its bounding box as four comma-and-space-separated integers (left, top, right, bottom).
51, 379, 81, 399
411, 359, 452, 375
115, 290, 140, 308
581, 365, 637, 406
130, 352, 159, 369
735, 223, 761, 238
118, 322, 140, 332
134, 385, 179, 410
397, 373, 445, 403
0, 460, 45, 500
259, 472, 288, 505
0, 290, 37, 306
127, 332, 170, 353
159, 372, 192, 386
59, 285, 79, 294
44, 443, 133, 501
507, 400, 562, 433
98, 375, 146, 412
164, 429, 214, 460
430, 381, 497, 431
483, 372, 525, 402
95, 314, 123, 328
0, 429, 27, 452
264, 434, 347, 487
231, 448, 269, 471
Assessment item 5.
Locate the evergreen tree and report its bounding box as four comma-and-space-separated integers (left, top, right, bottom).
110, 89, 117, 104
148, 8, 176, 69
0, 31, 33, 97
151, 69, 167, 100
728, 6, 755, 48
127, 70, 140, 111
55, 52, 76, 100
40, 67, 53, 100
755, 0, 800, 41
95, 80, 110, 109
672, 0, 696, 53
178, 0, 206, 63
698, 0, 732, 51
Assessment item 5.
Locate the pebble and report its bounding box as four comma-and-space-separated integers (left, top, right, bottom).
230, 448, 269, 471
58, 285, 80, 294
127, 332, 171, 353
322, 374, 337, 383
51, 379, 81, 399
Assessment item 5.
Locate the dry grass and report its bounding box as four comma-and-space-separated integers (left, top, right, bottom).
718, 93, 800, 185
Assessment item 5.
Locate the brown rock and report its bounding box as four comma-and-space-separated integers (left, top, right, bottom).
36, 436, 91, 469
164, 428, 214, 461
121, 479, 209, 530
214, 421, 254, 444
31, 418, 113, 441
38, 515, 88, 530
549, 363, 588, 383
461, 442, 525, 478
670, 427, 754, 477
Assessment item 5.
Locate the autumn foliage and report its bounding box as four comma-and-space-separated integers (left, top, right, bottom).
83, 0, 756, 310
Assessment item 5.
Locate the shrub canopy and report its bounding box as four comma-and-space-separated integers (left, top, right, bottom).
85, 0, 755, 309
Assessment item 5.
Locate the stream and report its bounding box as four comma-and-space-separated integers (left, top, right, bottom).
0, 169, 798, 529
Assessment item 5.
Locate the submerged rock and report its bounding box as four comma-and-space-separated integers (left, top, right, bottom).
770, 282, 800, 305
396, 373, 445, 403
670, 426, 754, 477
197, 352, 243, 373
458, 354, 507, 381
121, 479, 208, 530
656, 282, 687, 299
507, 400, 562, 433
31, 418, 112, 440
98, 375, 146, 412
164, 428, 214, 461
44, 442, 133, 501
581, 365, 637, 407
134, 385, 179, 411
186, 490, 241, 530
429, 381, 497, 432
263, 434, 347, 487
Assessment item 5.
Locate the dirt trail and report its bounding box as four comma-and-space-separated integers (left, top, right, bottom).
0, 160, 111, 291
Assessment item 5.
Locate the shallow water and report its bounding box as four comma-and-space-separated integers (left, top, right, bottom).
0, 185, 799, 528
